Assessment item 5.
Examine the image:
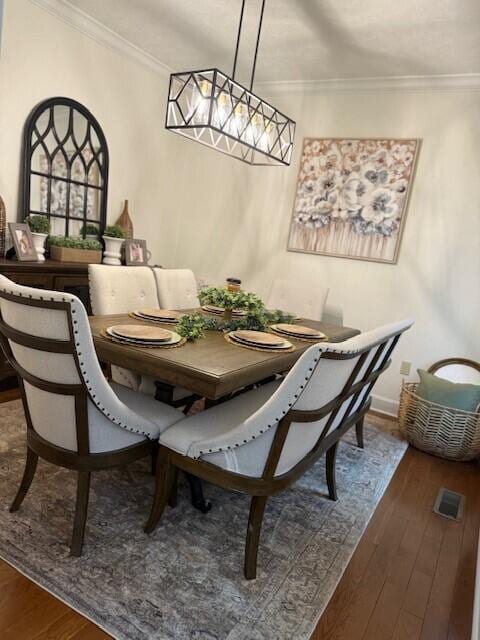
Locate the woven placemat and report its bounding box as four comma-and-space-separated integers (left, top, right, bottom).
128, 312, 179, 325
224, 333, 295, 353
100, 329, 186, 349
269, 327, 328, 343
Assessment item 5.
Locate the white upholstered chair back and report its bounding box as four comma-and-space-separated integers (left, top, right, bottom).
88, 265, 160, 391
0, 275, 159, 454
153, 269, 199, 310
88, 265, 159, 315
197, 318, 413, 477
267, 278, 329, 321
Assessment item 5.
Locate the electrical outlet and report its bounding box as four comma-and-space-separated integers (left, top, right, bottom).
400, 361, 412, 376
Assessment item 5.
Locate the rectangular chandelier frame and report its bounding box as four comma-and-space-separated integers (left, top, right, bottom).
166, 68, 296, 166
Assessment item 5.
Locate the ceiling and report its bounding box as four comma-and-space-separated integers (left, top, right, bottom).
67, 0, 480, 84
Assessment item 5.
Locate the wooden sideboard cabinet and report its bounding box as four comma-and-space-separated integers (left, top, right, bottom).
0, 258, 91, 385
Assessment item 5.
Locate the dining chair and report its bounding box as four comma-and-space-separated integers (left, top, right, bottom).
145, 318, 413, 579
153, 268, 200, 310
89, 264, 197, 412
89, 264, 159, 391
0, 275, 182, 556
267, 278, 329, 321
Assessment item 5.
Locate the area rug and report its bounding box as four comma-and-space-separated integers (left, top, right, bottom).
0, 400, 407, 640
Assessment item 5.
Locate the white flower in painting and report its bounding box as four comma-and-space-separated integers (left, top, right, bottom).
300, 179, 317, 195
391, 178, 408, 194
311, 140, 321, 154
340, 140, 359, 155
391, 144, 414, 165
362, 162, 389, 187
363, 140, 379, 154
342, 176, 370, 213
362, 187, 399, 224
371, 148, 393, 168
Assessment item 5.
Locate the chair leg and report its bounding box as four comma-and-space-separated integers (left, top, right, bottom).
151, 442, 159, 476
244, 496, 268, 580
144, 448, 174, 534
10, 446, 38, 512
168, 467, 179, 508
356, 417, 365, 449
71, 471, 91, 557
326, 442, 339, 501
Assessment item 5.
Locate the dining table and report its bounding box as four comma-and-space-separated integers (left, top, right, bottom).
89, 311, 360, 512
89, 312, 360, 401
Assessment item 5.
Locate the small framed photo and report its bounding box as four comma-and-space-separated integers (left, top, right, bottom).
125, 238, 151, 266
8, 223, 38, 261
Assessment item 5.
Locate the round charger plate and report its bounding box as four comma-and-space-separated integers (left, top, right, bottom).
109, 324, 173, 342
225, 332, 294, 353
102, 328, 186, 349
230, 333, 288, 350
202, 305, 246, 316
135, 308, 182, 321
271, 323, 326, 339
232, 330, 286, 347
129, 311, 179, 324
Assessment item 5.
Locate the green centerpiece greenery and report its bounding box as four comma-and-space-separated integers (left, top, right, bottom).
172, 286, 296, 341
103, 224, 125, 238
25, 214, 50, 235
49, 235, 102, 251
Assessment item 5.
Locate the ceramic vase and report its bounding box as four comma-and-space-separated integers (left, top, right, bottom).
102, 236, 124, 265
115, 200, 134, 239
31, 232, 48, 262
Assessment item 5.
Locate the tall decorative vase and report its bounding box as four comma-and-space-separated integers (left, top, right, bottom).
115, 200, 134, 239
31, 232, 48, 262
102, 236, 124, 265
0, 196, 6, 258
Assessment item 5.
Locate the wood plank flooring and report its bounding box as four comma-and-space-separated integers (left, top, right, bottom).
0, 397, 478, 639
312, 446, 479, 640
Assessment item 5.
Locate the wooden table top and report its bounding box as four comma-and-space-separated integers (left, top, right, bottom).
90, 313, 360, 400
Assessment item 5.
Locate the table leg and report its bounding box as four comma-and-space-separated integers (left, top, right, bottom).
185, 473, 211, 513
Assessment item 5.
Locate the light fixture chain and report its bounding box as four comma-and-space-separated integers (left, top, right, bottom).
232, 0, 246, 80
250, 0, 266, 91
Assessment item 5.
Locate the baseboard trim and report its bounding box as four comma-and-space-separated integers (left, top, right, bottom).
371, 394, 399, 418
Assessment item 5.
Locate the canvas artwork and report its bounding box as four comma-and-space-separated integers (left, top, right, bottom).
40, 149, 100, 220
287, 138, 420, 263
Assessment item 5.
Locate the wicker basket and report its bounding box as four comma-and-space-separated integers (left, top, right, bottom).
399, 381, 480, 461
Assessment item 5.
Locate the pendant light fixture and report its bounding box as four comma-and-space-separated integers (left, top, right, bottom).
165, 0, 295, 166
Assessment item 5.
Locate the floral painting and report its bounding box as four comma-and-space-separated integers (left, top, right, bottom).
287, 138, 420, 263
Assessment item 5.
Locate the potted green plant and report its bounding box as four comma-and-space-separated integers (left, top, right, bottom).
49, 235, 103, 264
25, 214, 50, 262
80, 223, 100, 241
102, 224, 125, 265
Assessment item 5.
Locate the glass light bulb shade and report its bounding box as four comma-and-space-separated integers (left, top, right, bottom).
166, 69, 296, 166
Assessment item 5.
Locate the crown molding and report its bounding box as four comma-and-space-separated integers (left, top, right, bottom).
28, 1, 480, 95
256, 73, 480, 95
29, 0, 172, 77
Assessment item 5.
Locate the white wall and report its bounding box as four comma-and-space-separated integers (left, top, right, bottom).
0, 0, 180, 265
169, 89, 480, 413
1, 0, 479, 413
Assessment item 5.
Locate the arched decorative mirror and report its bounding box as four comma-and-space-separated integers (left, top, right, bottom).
22, 97, 109, 237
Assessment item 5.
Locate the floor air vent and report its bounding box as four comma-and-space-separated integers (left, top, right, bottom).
433, 488, 465, 521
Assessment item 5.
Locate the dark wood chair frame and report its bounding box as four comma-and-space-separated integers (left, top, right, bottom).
145, 332, 401, 579
0, 290, 155, 556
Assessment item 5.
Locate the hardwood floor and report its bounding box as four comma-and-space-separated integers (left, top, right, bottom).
0, 395, 478, 639
312, 446, 479, 640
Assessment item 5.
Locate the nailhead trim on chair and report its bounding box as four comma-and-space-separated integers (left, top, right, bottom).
0, 284, 152, 439
192, 352, 324, 459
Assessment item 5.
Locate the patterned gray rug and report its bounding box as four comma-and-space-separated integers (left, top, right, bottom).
0, 400, 407, 640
